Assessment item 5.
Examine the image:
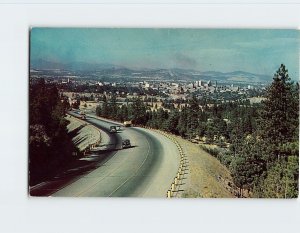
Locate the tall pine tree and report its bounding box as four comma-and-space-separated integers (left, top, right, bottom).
259, 64, 299, 147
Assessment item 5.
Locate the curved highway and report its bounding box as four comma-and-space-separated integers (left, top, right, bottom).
51, 113, 180, 197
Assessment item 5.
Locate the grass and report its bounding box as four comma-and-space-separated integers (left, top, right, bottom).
175, 136, 235, 198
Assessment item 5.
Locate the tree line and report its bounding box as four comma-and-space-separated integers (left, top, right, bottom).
29, 79, 77, 186
231, 64, 299, 198
96, 64, 299, 198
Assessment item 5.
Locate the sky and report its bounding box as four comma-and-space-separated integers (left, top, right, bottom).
30, 28, 299, 78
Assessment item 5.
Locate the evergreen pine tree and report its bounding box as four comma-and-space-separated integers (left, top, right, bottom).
259, 64, 299, 147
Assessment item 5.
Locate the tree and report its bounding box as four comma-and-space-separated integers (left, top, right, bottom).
259, 64, 299, 147
131, 97, 148, 125
197, 122, 207, 138
242, 114, 253, 135
116, 105, 128, 122
230, 137, 267, 196
29, 80, 77, 186
214, 117, 228, 139
256, 155, 299, 198
101, 95, 110, 118
232, 64, 299, 198
62, 98, 70, 112
72, 99, 80, 109
164, 109, 179, 134
109, 94, 118, 119
205, 123, 215, 144
177, 107, 188, 137
187, 95, 200, 130
96, 105, 102, 116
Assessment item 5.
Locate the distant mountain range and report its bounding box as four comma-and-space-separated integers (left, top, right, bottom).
30, 59, 272, 83
31, 59, 125, 71
196, 70, 271, 83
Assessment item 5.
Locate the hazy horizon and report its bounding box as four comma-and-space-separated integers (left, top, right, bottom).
30, 28, 299, 79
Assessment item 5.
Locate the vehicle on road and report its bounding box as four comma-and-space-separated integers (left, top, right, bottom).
79, 111, 86, 120
110, 126, 117, 133
123, 120, 132, 127
122, 139, 131, 149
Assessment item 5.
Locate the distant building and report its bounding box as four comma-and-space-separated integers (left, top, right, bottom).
172, 83, 179, 88
231, 86, 239, 92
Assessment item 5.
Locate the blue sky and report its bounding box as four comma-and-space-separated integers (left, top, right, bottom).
30, 28, 299, 78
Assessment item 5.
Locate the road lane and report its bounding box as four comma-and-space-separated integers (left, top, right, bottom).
52, 114, 180, 197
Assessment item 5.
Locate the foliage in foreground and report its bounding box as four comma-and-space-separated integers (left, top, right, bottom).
29, 79, 77, 186
229, 65, 298, 198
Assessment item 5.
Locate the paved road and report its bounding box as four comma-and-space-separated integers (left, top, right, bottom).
50, 113, 180, 197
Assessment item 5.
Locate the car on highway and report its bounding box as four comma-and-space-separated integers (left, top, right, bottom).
79, 111, 86, 119
123, 120, 132, 127
110, 126, 117, 133
122, 139, 131, 149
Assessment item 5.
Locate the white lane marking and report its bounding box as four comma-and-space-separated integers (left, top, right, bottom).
75, 157, 127, 197
107, 134, 151, 197
30, 182, 47, 191
75, 128, 147, 197
52, 118, 121, 196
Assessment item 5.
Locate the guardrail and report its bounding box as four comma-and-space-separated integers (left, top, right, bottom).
143, 126, 189, 198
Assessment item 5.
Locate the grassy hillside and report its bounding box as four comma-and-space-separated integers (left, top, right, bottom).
175, 137, 235, 198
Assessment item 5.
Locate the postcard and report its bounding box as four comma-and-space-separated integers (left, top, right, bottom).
29, 28, 299, 198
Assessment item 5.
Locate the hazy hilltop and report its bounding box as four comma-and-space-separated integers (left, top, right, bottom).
31, 59, 272, 83
31, 59, 124, 71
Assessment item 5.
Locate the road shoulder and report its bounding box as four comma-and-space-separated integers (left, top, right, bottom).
172, 136, 235, 198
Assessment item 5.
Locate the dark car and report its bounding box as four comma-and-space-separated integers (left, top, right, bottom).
110, 126, 117, 133
122, 139, 131, 149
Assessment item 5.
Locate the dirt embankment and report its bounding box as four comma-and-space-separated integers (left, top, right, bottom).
175, 137, 235, 198
66, 115, 101, 152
